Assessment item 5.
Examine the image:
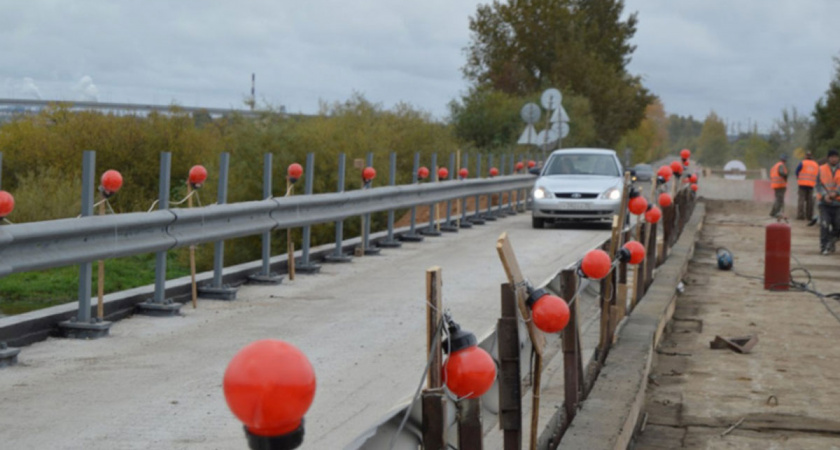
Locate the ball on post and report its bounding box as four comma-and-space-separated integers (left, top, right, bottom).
100, 170, 123, 196
0, 190, 15, 218
528, 290, 570, 333
489, 167, 499, 177
680, 149, 691, 160
657, 165, 673, 182
581, 249, 612, 280
188, 165, 208, 187
418, 166, 430, 180
622, 241, 646, 265
458, 168, 469, 179
362, 166, 376, 183
437, 167, 449, 180
527, 160, 536, 169
645, 205, 662, 224
515, 161, 524, 172
223, 339, 316, 440
628, 196, 648, 215
287, 163, 304, 183
670, 160, 683, 176
659, 192, 673, 208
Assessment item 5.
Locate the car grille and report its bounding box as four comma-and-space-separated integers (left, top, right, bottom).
554, 193, 599, 199
540, 209, 614, 216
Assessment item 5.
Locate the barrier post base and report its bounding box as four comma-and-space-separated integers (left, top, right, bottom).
0, 344, 21, 368
247, 273, 284, 285
197, 285, 238, 301
136, 299, 184, 316
58, 319, 112, 339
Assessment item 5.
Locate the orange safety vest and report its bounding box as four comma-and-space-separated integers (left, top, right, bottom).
798, 160, 818, 187
770, 162, 787, 189
817, 164, 840, 202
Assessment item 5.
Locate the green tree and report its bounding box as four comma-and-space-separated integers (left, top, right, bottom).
809, 58, 840, 155
696, 112, 730, 167
448, 88, 524, 149
462, 0, 653, 146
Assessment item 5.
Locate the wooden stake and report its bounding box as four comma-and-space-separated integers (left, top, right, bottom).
287, 179, 295, 281
188, 184, 197, 309
96, 197, 106, 320
423, 266, 446, 449
600, 173, 631, 357
530, 354, 543, 450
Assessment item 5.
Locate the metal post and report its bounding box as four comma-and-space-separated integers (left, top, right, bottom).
498, 283, 522, 449
459, 152, 473, 228
485, 154, 498, 220
470, 153, 485, 224
197, 152, 238, 300
325, 154, 353, 262
361, 151, 381, 254
496, 154, 507, 217
440, 153, 458, 232
507, 153, 516, 214
0, 152, 3, 189
400, 152, 424, 241
379, 152, 403, 247
249, 153, 283, 284
58, 151, 111, 338
297, 152, 322, 271
136, 153, 184, 314
420, 153, 442, 236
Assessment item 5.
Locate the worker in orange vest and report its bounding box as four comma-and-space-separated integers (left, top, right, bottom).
816, 149, 840, 254
795, 152, 819, 220
769, 154, 788, 218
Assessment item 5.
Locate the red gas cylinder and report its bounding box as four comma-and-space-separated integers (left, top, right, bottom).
764, 222, 790, 291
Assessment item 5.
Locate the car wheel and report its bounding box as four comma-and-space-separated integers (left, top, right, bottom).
532, 216, 545, 229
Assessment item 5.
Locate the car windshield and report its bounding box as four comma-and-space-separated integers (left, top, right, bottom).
634, 164, 652, 174
544, 153, 619, 177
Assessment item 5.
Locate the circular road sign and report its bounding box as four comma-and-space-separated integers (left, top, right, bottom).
541, 88, 562, 110
521, 103, 542, 124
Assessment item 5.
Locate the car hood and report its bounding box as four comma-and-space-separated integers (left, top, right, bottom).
536, 175, 622, 194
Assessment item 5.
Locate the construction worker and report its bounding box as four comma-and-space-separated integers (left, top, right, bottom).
769, 154, 788, 217
816, 149, 840, 254
796, 152, 819, 220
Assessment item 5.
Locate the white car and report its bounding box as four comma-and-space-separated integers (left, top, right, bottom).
531, 148, 625, 228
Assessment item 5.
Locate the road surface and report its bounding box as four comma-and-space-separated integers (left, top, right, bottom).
0, 213, 610, 449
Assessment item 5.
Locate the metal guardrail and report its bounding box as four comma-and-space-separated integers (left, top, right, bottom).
0, 175, 535, 278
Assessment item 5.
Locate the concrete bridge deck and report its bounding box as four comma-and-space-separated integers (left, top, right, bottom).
0, 213, 611, 449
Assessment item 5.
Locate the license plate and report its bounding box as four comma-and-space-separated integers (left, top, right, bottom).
557, 202, 592, 210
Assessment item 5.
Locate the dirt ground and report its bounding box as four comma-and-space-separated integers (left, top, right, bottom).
634, 200, 840, 449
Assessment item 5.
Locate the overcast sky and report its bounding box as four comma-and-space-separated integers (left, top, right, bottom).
1, 1, 839, 133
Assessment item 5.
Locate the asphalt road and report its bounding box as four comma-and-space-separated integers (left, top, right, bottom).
0, 213, 610, 450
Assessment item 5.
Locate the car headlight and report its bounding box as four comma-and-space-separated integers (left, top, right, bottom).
601, 187, 621, 200
533, 187, 551, 200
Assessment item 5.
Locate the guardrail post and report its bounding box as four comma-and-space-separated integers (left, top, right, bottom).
468, 152, 486, 225
484, 154, 497, 221
440, 153, 458, 232
496, 154, 508, 218
420, 153, 442, 236
361, 151, 381, 254
297, 152, 324, 270
399, 152, 425, 242
137, 152, 184, 315
459, 152, 473, 228
498, 283, 522, 450
198, 152, 239, 300
325, 153, 354, 262
59, 150, 112, 338
0, 152, 3, 188
248, 153, 284, 284
379, 151, 403, 247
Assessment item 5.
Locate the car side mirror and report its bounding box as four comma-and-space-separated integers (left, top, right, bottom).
529, 167, 541, 176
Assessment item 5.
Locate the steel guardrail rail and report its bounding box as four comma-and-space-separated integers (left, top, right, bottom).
0, 175, 535, 278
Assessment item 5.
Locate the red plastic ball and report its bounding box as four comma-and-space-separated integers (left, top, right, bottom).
657, 165, 673, 182
362, 166, 376, 182
689, 174, 698, 183
670, 160, 683, 175
531, 294, 570, 333
223, 340, 316, 437
527, 160, 536, 169
680, 149, 691, 160
100, 170, 123, 194
0, 190, 15, 218
287, 163, 303, 181
515, 162, 525, 171
623, 241, 646, 265
683, 160, 690, 167
489, 167, 499, 177
418, 166, 430, 180
581, 249, 612, 280
645, 205, 662, 224
437, 167, 449, 180
443, 345, 497, 399
659, 193, 673, 208
628, 196, 648, 215
189, 165, 208, 186
459, 168, 469, 179
691, 183, 698, 192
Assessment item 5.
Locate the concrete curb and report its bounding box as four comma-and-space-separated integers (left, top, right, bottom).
559, 202, 705, 449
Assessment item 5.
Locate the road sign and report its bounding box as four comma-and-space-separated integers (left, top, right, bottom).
550, 105, 570, 123
541, 88, 562, 110
520, 103, 541, 124
517, 124, 537, 144
556, 122, 570, 139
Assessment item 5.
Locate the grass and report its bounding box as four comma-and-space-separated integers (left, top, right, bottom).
0, 252, 190, 315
